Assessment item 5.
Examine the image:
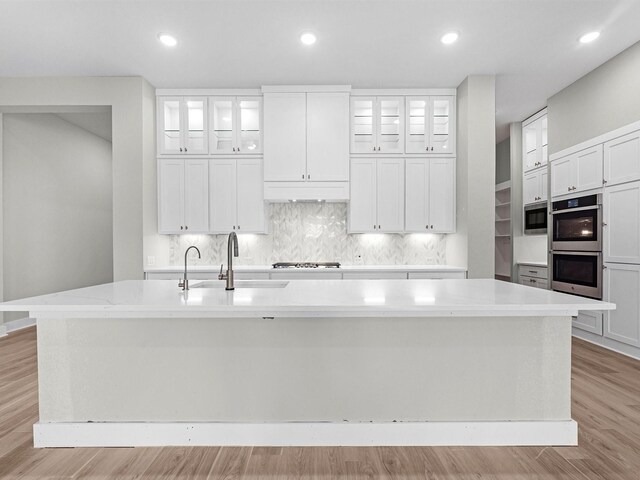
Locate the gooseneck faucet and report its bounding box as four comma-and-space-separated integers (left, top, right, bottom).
218, 231, 239, 290
178, 245, 201, 291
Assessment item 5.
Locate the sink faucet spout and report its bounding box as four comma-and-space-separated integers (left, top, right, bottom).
219, 232, 239, 290
179, 245, 201, 291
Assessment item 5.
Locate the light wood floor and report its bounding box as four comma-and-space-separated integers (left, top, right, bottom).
0, 326, 639, 479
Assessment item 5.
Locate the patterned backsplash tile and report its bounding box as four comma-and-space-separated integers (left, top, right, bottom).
168, 203, 447, 266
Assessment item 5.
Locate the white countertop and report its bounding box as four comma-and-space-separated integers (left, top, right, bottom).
145, 264, 467, 273
0, 279, 613, 318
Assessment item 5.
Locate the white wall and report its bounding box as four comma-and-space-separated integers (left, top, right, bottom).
447, 75, 496, 278
0, 76, 156, 281
548, 40, 640, 155
2, 114, 113, 323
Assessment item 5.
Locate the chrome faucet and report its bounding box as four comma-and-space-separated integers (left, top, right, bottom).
218, 231, 239, 290
178, 245, 201, 291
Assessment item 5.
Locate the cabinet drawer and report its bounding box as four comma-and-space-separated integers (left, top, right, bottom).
342, 272, 407, 280
518, 265, 548, 280
269, 271, 342, 280
519, 275, 548, 289
572, 311, 603, 335
408, 272, 466, 279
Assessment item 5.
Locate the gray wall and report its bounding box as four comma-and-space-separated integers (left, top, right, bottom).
0, 76, 159, 282
496, 138, 511, 184
2, 114, 113, 323
447, 75, 496, 278
548, 40, 640, 154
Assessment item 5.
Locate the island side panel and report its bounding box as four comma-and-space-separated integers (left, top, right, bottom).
36, 315, 571, 423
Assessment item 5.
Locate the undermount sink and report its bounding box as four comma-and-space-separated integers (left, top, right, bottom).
191, 280, 289, 289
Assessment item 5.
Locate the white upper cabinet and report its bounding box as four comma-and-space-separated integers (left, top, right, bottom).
522, 111, 548, 172
603, 130, 640, 187
405, 157, 455, 232
405, 96, 456, 155
157, 97, 208, 155
209, 158, 266, 234
264, 92, 307, 181
523, 168, 548, 205
306, 92, 350, 181
210, 96, 262, 155
351, 96, 404, 154
349, 158, 404, 233
604, 181, 640, 264
158, 158, 209, 233
264, 91, 349, 183
550, 145, 603, 198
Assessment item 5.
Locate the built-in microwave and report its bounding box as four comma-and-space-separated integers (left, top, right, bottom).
551, 251, 602, 299
551, 194, 602, 251
524, 202, 547, 235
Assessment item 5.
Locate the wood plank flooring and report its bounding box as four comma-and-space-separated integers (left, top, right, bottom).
0, 326, 639, 479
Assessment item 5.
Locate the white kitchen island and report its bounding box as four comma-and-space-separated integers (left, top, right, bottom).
0, 279, 613, 448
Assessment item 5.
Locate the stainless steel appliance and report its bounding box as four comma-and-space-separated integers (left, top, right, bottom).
524, 202, 548, 235
551, 193, 602, 252
272, 262, 340, 269
550, 251, 602, 299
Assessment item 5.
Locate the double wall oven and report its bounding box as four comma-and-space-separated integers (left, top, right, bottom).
550, 193, 603, 299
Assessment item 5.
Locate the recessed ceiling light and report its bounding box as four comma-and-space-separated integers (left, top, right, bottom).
158, 33, 177, 47
300, 32, 317, 46
440, 32, 459, 45
579, 31, 600, 44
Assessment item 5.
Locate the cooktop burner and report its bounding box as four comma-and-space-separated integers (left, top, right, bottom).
272, 262, 341, 269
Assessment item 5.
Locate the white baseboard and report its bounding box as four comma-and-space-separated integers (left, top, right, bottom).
4, 317, 36, 334
33, 420, 578, 448
0, 325, 6, 337
573, 328, 640, 361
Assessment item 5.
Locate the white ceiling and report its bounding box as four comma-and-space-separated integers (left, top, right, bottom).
1, 0, 640, 142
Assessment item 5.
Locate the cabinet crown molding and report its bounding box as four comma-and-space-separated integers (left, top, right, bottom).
261, 85, 351, 93
156, 89, 262, 96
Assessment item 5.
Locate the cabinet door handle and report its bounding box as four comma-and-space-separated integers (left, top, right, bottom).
180, 226, 183, 230
302, 174, 305, 179
378, 225, 381, 229
185, 225, 188, 230
233, 226, 235, 230
373, 146, 376, 152
180, 147, 183, 152
431, 146, 434, 151
185, 147, 188, 152
238, 225, 240, 230
602, 222, 607, 227
430, 225, 434, 229
307, 174, 310, 179
232, 147, 235, 152
374, 225, 377, 229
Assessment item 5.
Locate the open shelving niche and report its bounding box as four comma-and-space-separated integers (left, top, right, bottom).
495, 180, 512, 281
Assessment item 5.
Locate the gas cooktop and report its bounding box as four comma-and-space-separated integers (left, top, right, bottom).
272, 262, 341, 269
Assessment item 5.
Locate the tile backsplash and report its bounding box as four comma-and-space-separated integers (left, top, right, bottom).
168, 203, 447, 266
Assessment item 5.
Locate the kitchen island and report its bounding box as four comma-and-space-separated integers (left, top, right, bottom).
0, 279, 613, 447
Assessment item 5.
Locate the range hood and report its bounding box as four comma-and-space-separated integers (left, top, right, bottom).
264, 181, 349, 203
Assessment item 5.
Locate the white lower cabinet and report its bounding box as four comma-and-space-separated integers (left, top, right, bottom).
405, 157, 456, 233
604, 263, 640, 348
158, 158, 209, 234
209, 158, 266, 233
523, 167, 547, 205
349, 158, 404, 233
572, 311, 603, 335
604, 181, 640, 264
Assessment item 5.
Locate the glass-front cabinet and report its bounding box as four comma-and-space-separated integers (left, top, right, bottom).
405, 96, 455, 155
350, 96, 404, 154
523, 110, 548, 172
157, 97, 208, 155
209, 96, 262, 155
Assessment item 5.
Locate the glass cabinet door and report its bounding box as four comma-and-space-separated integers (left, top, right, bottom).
237, 97, 262, 153
523, 122, 539, 171
351, 97, 376, 153
429, 96, 453, 154
210, 97, 235, 154
377, 97, 404, 153
406, 97, 428, 153
184, 98, 207, 154
541, 115, 548, 166
159, 98, 182, 154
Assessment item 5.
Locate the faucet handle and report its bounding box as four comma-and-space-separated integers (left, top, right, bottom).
218, 264, 225, 280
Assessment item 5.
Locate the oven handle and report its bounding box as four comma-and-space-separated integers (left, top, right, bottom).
551, 205, 601, 215
551, 251, 601, 257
